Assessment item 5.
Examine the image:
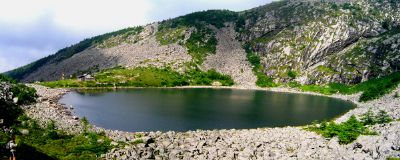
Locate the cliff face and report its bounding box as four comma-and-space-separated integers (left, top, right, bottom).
237, 0, 400, 85
6, 0, 400, 86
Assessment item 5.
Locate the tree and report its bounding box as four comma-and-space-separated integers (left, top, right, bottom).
376, 110, 392, 124
360, 108, 376, 125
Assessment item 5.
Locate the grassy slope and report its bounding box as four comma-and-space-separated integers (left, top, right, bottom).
297, 72, 400, 102
41, 67, 234, 88
157, 10, 237, 64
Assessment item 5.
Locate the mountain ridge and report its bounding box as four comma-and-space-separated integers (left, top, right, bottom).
5, 0, 400, 87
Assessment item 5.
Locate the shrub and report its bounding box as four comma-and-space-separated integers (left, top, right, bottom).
15, 117, 112, 160
81, 117, 91, 134
0, 74, 16, 83
376, 110, 392, 124
256, 73, 278, 87
10, 84, 37, 105
246, 51, 278, 88
247, 53, 261, 68
307, 115, 373, 144
360, 109, 393, 125
287, 70, 297, 79
360, 108, 376, 125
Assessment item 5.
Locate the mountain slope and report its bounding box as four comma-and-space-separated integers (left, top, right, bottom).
5, 0, 400, 87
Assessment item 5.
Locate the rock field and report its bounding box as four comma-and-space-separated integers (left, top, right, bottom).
21, 84, 400, 159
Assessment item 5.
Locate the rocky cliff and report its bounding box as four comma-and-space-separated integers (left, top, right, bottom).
5, 0, 400, 86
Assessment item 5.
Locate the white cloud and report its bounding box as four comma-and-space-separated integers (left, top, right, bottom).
0, 0, 50, 24
0, 44, 56, 72
0, 57, 13, 73
0, 0, 153, 34
51, 0, 153, 34
0, 0, 270, 72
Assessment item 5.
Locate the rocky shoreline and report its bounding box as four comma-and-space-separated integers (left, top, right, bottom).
22, 84, 400, 159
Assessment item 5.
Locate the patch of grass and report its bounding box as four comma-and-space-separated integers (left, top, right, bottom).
246, 51, 278, 87
306, 115, 374, 144
185, 27, 217, 64
255, 73, 278, 87
131, 139, 144, 145
97, 26, 143, 48
316, 65, 338, 75
360, 109, 392, 125
297, 72, 400, 102
185, 68, 234, 86
41, 67, 234, 88
156, 27, 187, 45
14, 117, 112, 160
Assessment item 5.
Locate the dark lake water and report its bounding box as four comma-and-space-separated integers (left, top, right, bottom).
59, 88, 354, 132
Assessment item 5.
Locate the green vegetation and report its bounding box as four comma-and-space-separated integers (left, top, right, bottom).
307, 115, 374, 144
11, 84, 37, 105
12, 116, 111, 160
308, 109, 393, 144
97, 26, 144, 48
256, 73, 278, 88
131, 139, 144, 145
0, 74, 16, 83
297, 72, 400, 102
6, 27, 143, 81
156, 27, 187, 45
246, 51, 277, 87
0, 75, 37, 126
41, 67, 234, 88
360, 109, 392, 125
156, 10, 238, 64
1, 76, 112, 159
159, 10, 238, 30
287, 70, 298, 79
185, 27, 217, 63
316, 65, 337, 75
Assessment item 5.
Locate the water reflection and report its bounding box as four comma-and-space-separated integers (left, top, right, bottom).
59, 88, 355, 132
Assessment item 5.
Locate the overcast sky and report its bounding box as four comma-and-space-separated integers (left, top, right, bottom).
0, 0, 272, 73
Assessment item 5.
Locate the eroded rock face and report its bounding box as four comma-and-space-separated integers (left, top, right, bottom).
203, 24, 257, 88
22, 24, 192, 82
237, 0, 400, 85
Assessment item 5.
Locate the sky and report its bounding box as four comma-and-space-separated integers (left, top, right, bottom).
0, 0, 272, 73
